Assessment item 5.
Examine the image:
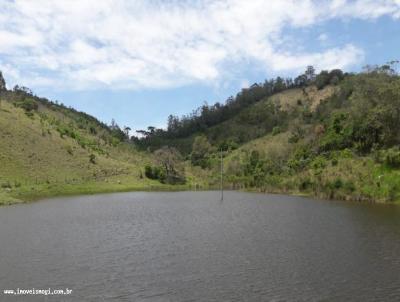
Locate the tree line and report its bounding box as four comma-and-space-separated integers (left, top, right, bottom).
133, 66, 346, 148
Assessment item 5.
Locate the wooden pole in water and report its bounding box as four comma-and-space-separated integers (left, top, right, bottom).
220, 148, 223, 201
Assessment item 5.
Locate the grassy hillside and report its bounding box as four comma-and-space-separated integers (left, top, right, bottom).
218, 131, 400, 203
137, 85, 337, 155
0, 91, 181, 205
140, 65, 400, 203
187, 69, 400, 202
206, 85, 337, 146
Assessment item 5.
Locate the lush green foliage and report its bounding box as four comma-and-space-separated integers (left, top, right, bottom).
136, 63, 400, 202
133, 66, 342, 151
2, 64, 400, 204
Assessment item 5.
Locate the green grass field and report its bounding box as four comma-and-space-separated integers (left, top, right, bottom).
0, 99, 164, 205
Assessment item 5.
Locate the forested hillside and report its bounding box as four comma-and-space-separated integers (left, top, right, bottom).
1, 63, 400, 204
134, 66, 344, 153
138, 63, 400, 202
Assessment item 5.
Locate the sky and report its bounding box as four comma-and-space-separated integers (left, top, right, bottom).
0, 0, 400, 133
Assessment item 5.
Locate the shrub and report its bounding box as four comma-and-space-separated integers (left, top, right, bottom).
272, 126, 281, 136
299, 178, 313, 190
287, 146, 313, 171
144, 165, 169, 182
319, 113, 353, 152
144, 165, 163, 180
144, 165, 153, 178
15, 98, 38, 112
343, 180, 355, 192
311, 156, 327, 170
25, 111, 34, 118
288, 127, 305, 144
89, 154, 96, 164
66, 146, 74, 155
1, 181, 12, 189
383, 148, 400, 168
332, 178, 343, 189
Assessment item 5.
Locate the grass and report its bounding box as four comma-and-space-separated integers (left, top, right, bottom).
0, 191, 23, 205
0, 100, 163, 205
1, 174, 193, 204
269, 85, 337, 112
197, 129, 400, 204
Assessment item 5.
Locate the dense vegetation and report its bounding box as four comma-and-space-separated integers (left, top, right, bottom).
136, 63, 400, 202
1, 63, 400, 204
133, 66, 345, 152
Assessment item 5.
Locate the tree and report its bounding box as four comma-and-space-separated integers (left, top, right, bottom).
329, 69, 344, 85
191, 135, 212, 168
315, 70, 330, 89
294, 74, 307, 87
305, 65, 316, 83
110, 118, 117, 129
167, 115, 180, 133
0, 71, 6, 91
123, 126, 131, 139
154, 146, 185, 184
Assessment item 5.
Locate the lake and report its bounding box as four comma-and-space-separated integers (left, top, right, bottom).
0, 191, 400, 301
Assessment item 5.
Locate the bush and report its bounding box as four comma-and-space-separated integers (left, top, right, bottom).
299, 178, 313, 191
318, 113, 353, 152
89, 154, 96, 164
332, 178, 343, 189
343, 180, 355, 192
66, 146, 74, 155
311, 156, 327, 170
1, 181, 12, 189
287, 146, 313, 171
25, 111, 34, 118
144, 165, 153, 178
272, 126, 281, 136
334, 178, 343, 189
383, 148, 400, 168
144, 165, 165, 181
15, 98, 38, 112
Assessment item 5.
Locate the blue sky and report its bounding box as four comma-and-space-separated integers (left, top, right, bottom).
1, 0, 400, 133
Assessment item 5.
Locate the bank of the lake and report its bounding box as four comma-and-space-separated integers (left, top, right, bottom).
0, 176, 192, 205
2, 181, 399, 207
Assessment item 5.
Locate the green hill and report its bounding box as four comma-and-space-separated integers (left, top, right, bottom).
137, 65, 400, 203
2, 64, 400, 204
0, 85, 178, 205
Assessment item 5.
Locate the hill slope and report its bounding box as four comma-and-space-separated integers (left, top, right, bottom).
2, 65, 400, 204
141, 66, 400, 203
207, 71, 400, 202
0, 90, 172, 204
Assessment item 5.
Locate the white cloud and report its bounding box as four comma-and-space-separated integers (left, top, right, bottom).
0, 0, 399, 90
270, 44, 364, 72
318, 33, 328, 42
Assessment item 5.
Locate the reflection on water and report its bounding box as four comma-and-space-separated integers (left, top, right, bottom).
0, 191, 399, 301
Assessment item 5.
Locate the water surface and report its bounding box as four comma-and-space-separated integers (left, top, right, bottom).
0, 191, 399, 301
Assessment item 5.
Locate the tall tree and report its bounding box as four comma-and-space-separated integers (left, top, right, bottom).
305, 65, 316, 83
0, 71, 6, 91
123, 126, 131, 139
154, 146, 185, 184
191, 135, 212, 168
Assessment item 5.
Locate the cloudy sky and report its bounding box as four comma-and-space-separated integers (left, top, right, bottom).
0, 0, 399, 131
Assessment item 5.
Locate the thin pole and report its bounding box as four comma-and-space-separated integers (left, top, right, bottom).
220, 148, 223, 201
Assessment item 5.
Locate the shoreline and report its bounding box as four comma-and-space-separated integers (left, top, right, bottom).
1, 181, 398, 206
